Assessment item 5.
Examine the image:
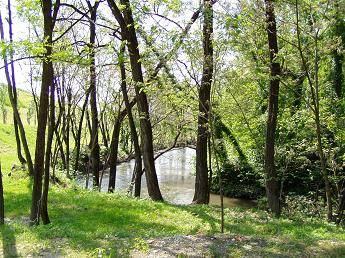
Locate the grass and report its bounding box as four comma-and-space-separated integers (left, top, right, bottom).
0, 110, 345, 257
1, 174, 345, 257
0, 124, 36, 172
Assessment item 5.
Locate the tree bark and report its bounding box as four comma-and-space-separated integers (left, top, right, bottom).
264, 0, 281, 217
193, 0, 213, 204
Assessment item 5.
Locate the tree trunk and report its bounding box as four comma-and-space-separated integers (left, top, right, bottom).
332, 0, 344, 99
6, 0, 26, 165
264, 0, 281, 217
66, 87, 71, 178
87, 1, 100, 188
41, 74, 56, 225
30, 0, 57, 225
108, 112, 122, 192
74, 89, 91, 172
295, 0, 332, 221
107, 0, 163, 201
193, 0, 213, 204
119, 45, 143, 197
7, 0, 26, 165
0, 7, 33, 176
108, 99, 136, 192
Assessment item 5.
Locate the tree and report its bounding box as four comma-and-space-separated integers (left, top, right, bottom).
107, 0, 163, 201
263, 0, 281, 217
118, 44, 143, 197
0, 7, 33, 176
30, 0, 59, 225
87, 0, 101, 188
193, 0, 213, 204
295, 0, 333, 221
7, 0, 26, 165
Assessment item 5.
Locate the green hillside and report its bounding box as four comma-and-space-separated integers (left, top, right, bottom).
0, 84, 37, 126
0, 124, 36, 173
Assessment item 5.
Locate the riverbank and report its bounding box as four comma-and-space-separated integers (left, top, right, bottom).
1, 174, 345, 257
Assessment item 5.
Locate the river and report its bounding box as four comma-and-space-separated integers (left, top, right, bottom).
82, 147, 256, 208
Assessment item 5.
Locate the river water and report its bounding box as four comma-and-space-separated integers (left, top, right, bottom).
83, 147, 255, 208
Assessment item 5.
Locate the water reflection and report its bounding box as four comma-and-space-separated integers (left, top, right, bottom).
83, 147, 255, 208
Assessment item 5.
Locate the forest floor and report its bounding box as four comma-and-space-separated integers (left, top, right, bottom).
1, 174, 345, 257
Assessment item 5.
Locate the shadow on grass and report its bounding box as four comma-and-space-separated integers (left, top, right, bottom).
1, 224, 18, 258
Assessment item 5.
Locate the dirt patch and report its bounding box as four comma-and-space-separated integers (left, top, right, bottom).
131, 234, 269, 258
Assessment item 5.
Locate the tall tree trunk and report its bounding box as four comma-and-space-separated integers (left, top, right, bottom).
107, 0, 163, 201
30, 0, 58, 225
264, 0, 281, 217
119, 45, 143, 197
87, 1, 100, 188
193, 0, 213, 204
41, 74, 56, 225
314, 32, 333, 221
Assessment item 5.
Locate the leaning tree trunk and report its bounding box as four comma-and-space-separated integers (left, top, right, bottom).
6, 0, 26, 164
0, 7, 33, 176
119, 45, 143, 197
264, 0, 281, 217
193, 0, 213, 204
107, 0, 163, 201
30, 0, 57, 225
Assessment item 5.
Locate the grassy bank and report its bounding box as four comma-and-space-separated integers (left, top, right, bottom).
1, 120, 345, 257
1, 174, 345, 257
0, 124, 36, 172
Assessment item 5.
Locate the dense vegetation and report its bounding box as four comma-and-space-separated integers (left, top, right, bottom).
0, 0, 344, 256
